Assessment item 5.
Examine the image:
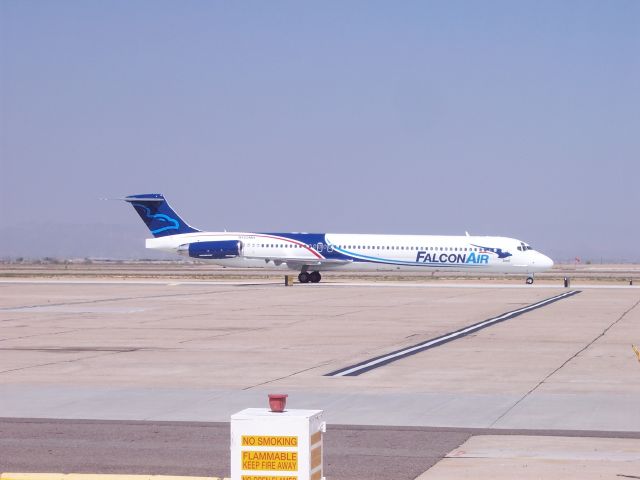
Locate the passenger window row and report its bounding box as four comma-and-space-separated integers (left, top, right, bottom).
245, 243, 481, 252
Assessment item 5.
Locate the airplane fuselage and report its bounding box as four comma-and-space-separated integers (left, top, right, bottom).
146, 231, 553, 275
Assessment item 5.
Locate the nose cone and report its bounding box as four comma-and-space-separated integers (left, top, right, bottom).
539, 253, 554, 270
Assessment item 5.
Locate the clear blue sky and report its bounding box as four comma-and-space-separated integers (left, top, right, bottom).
1, 1, 638, 261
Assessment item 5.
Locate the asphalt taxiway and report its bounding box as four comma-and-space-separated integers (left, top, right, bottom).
1, 273, 639, 478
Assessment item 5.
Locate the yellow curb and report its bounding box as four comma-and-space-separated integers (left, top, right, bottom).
0, 475, 228, 480
2, 476, 65, 480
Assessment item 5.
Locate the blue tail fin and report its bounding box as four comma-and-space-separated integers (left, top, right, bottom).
125, 194, 199, 237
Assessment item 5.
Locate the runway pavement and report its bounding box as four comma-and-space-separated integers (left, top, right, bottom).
0, 418, 470, 479
0, 277, 639, 478
3, 418, 640, 480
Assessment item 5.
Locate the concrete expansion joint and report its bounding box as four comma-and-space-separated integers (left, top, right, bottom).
0, 475, 230, 480
490, 295, 640, 428
241, 361, 335, 390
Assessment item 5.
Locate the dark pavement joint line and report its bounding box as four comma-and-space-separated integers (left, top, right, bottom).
0, 349, 139, 375
326, 290, 582, 377
0, 289, 241, 313
242, 361, 335, 390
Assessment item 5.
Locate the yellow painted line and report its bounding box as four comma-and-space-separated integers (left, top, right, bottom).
0, 475, 229, 480
1, 476, 65, 480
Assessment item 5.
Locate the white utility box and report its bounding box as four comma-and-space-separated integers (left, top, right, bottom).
231, 408, 325, 480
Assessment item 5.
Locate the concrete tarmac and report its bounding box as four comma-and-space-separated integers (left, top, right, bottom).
417, 434, 640, 479
1, 277, 639, 478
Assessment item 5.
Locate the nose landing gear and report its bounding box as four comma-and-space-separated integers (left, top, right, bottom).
298, 271, 322, 284
526, 276, 534, 285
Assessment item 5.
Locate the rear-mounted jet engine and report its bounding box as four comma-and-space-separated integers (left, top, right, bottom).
178, 240, 243, 259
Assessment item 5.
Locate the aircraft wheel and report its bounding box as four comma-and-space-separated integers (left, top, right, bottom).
298, 272, 310, 284
310, 271, 321, 283
526, 276, 534, 285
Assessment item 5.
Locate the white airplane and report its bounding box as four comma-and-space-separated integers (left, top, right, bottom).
124, 194, 554, 284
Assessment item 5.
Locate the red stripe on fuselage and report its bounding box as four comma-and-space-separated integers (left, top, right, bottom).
254, 233, 324, 259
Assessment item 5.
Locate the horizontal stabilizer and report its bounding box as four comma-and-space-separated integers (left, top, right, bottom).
123, 196, 164, 203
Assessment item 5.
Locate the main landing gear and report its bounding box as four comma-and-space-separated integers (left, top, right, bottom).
298, 271, 321, 284
526, 276, 534, 285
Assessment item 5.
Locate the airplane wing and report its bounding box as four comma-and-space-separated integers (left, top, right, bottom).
244, 256, 353, 269
284, 258, 353, 270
